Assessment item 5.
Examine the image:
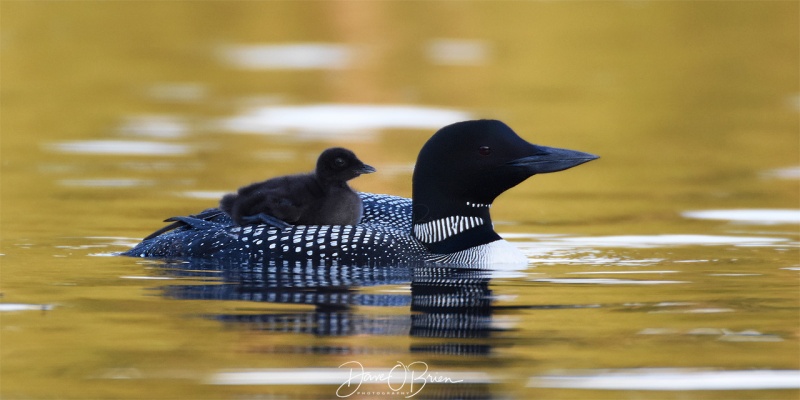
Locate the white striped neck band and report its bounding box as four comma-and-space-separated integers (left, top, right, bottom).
413, 215, 486, 244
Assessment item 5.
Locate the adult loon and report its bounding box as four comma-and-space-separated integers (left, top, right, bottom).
123, 120, 598, 265
219, 147, 375, 227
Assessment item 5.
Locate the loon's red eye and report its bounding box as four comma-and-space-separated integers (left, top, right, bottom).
479, 146, 492, 156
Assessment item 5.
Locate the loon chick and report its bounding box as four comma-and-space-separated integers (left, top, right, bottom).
220, 147, 376, 227
123, 120, 598, 265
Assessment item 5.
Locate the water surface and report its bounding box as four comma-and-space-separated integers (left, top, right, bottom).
1, 2, 798, 399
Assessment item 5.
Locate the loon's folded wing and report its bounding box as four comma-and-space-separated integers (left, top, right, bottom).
142, 208, 230, 240
124, 222, 427, 264
163, 215, 222, 230
358, 193, 412, 230
125, 193, 420, 263
140, 193, 410, 241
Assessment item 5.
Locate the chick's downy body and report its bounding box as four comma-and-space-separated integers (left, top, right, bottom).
220, 147, 375, 226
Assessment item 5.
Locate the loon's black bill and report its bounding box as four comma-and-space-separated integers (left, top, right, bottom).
507, 145, 599, 174
359, 164, 377, 174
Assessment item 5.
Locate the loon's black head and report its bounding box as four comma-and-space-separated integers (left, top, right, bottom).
411, 119, 598, 253
316, 147, 376, 183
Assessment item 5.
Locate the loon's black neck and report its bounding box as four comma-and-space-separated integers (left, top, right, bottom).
411, 196, 501, 254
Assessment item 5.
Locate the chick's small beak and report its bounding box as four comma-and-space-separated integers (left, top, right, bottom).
358, 164, 377, 174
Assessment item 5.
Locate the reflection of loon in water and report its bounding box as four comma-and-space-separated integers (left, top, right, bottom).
159, 259, 590, 357
161, 260, 495, 355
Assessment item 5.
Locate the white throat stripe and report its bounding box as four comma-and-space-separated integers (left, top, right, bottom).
413, 216, 485, 243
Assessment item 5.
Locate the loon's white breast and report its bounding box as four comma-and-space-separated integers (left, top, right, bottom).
425, 239, 528, 265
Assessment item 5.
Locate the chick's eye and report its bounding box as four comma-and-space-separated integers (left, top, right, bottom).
478, 146, 492, 156
334, 157, 347, 167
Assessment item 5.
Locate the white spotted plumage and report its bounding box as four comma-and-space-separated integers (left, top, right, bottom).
126, 192, 520, 266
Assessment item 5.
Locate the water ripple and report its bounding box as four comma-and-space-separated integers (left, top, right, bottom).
46, 140, 191, 156
217, 104, 471, 139
762, 166, 800, 180
117, 115, 188, 138
533, 278, 685, 285
218, 43, 352, 70
683, 209, 800, 225
528, 369, 800, 390
517, 234, 789, 249
425, 39, 491, 65
59, 178, 155, 188
0, 303, 54, 312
